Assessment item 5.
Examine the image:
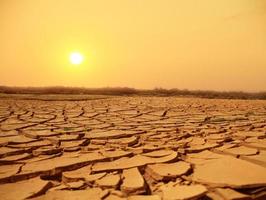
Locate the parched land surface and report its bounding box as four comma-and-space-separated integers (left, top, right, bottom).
0, 97, 266, 200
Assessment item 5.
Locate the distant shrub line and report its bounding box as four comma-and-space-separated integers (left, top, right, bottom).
0, 86, 265, 100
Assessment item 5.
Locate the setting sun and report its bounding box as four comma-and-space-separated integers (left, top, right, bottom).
70, 52, 84, 65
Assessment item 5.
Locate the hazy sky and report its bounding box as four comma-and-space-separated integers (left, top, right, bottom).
0, 0, 266, 91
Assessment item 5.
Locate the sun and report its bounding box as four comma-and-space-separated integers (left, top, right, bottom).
70, 52, 84, 65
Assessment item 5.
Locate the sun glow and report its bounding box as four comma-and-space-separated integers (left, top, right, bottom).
70, 52, 84, 65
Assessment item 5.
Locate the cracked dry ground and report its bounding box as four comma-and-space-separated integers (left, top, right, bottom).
0, 97, 266, 200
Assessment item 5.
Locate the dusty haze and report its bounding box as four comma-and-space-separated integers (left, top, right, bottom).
0, 0, 266, 91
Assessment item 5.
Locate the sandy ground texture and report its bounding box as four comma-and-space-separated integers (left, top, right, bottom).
0, 97, 265, 200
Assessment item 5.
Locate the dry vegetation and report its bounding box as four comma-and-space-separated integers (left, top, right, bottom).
0, 86, 266, 100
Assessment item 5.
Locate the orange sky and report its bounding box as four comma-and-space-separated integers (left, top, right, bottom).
0, 0, 266, 91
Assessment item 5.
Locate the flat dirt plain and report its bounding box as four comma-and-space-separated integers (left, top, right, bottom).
0, 96, 266, 200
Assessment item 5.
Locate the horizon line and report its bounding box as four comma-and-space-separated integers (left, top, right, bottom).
0, 85, 265, 94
